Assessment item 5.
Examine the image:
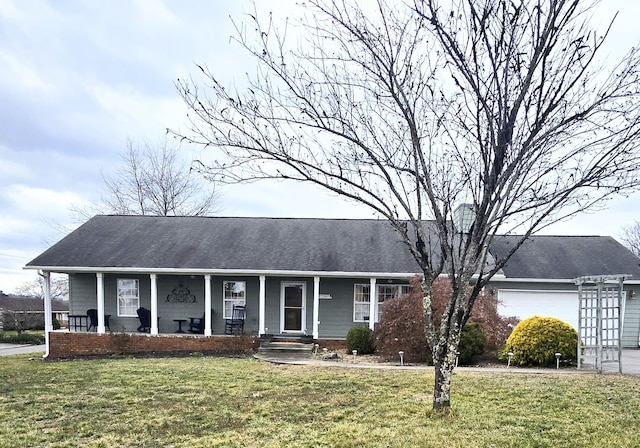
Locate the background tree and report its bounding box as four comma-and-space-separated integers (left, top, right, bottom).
1, 276, 68, 334
17, 275, 68, 301
74, 137, 220, 219
176, 0, 640, 411
619, 221, 640, 257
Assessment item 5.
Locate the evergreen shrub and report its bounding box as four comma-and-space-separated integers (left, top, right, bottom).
458, 323, 486, 365
346, 326, 375, 354
499, 316, 578, 366
0, 332, 45, 345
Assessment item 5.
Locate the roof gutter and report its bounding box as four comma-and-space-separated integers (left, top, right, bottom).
489, 277, 640, 285
25, 265, 423, 279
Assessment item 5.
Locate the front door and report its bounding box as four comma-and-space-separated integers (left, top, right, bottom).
281, 282, 305, 333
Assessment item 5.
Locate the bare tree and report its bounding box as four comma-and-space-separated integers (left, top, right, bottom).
74, 138, 220, 219
619, 221, 640, 257
176, 0, 640, 411
17, 274, 69, 301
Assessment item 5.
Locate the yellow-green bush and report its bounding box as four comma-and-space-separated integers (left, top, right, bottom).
499, 316, 578, 366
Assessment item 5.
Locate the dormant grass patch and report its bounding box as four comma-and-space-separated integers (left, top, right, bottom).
1, 355, 639, 447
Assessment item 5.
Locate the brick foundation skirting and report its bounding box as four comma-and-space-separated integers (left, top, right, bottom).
47, 331, 259, 359
314, 339, 347, 351
46, 332, 349, 359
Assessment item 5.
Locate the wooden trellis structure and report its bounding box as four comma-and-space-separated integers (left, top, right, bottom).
575, 275, 628, 373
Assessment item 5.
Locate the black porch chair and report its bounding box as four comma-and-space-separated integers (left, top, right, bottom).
87, 308, 110, 331
188, 310, 214, 334
136, 307, 151, 332
224, 305, 246, 335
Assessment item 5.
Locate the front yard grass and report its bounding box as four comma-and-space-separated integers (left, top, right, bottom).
1, 355, 639, 447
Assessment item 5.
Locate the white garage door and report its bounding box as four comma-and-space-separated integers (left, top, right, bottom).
497, 289, 579, 331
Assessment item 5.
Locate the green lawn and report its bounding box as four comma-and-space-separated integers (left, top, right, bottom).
1, 355, 639, 447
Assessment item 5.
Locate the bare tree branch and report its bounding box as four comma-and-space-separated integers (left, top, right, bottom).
619, 220, 640, 257
175, 0, 640, 411
72, 137, 221, 220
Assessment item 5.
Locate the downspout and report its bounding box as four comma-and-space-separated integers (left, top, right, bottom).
38, 270, 52, 358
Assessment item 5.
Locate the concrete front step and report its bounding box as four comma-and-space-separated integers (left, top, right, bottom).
255, 341, 315, 362
263, 341, 312, 350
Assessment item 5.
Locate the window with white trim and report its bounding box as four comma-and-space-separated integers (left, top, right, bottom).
353, 283, 410, 322
353, 284, 371, 322
223, 281, 246, 319
117, 278, 139, 317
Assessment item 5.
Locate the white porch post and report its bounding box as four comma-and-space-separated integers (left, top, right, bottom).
259, 275, 266, 335
150, 274, 158, 335
41, 271, 52, 358
204, 275, 212, 336
96, 273, 105, 333
313, 276, 320, 339
369, 277, 377, 330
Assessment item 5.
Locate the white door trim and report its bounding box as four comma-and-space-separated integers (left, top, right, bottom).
280, 281, 306, 333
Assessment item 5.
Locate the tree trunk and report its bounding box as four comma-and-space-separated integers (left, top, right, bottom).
433, 349, 456, 410
429, 281, 469, 412
421, 277, 460, 412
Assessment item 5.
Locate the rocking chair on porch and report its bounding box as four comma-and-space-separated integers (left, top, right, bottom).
87, 309, 111, 331
224, 305, 246, 335
136, 307, 151, 333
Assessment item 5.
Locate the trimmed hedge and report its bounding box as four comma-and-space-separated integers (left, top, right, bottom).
458, 323, 486, 365
499, 316, 578, 366
0, 332, 45, 345
346, 326, 375, 354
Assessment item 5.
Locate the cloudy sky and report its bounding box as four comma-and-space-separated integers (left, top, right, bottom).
1, 0, 640, 293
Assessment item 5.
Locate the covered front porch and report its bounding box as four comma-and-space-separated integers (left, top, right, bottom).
39, 270, 410, 357
55, 272, 328, 338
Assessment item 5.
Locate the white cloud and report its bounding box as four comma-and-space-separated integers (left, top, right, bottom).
3, 185, 86, 217
0, 0, 639, 292
0, 49, 53, 92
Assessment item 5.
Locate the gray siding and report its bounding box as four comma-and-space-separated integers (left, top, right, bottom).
317, 278, 365, 338
67, 273, 412, 337
623, 293, 640, 348
68, 273, 97, 315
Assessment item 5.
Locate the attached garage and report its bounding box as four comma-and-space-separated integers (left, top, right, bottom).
497, 289, 579, 330
490, 235, 640, 348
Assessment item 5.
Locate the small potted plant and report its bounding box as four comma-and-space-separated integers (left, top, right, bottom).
300, 332, 314, 344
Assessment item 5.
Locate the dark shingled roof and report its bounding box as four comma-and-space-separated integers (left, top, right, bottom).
0, 294, 69, 312
491, 235, 640, 279
26, 216, 423, 274
26, 215, 640, 280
